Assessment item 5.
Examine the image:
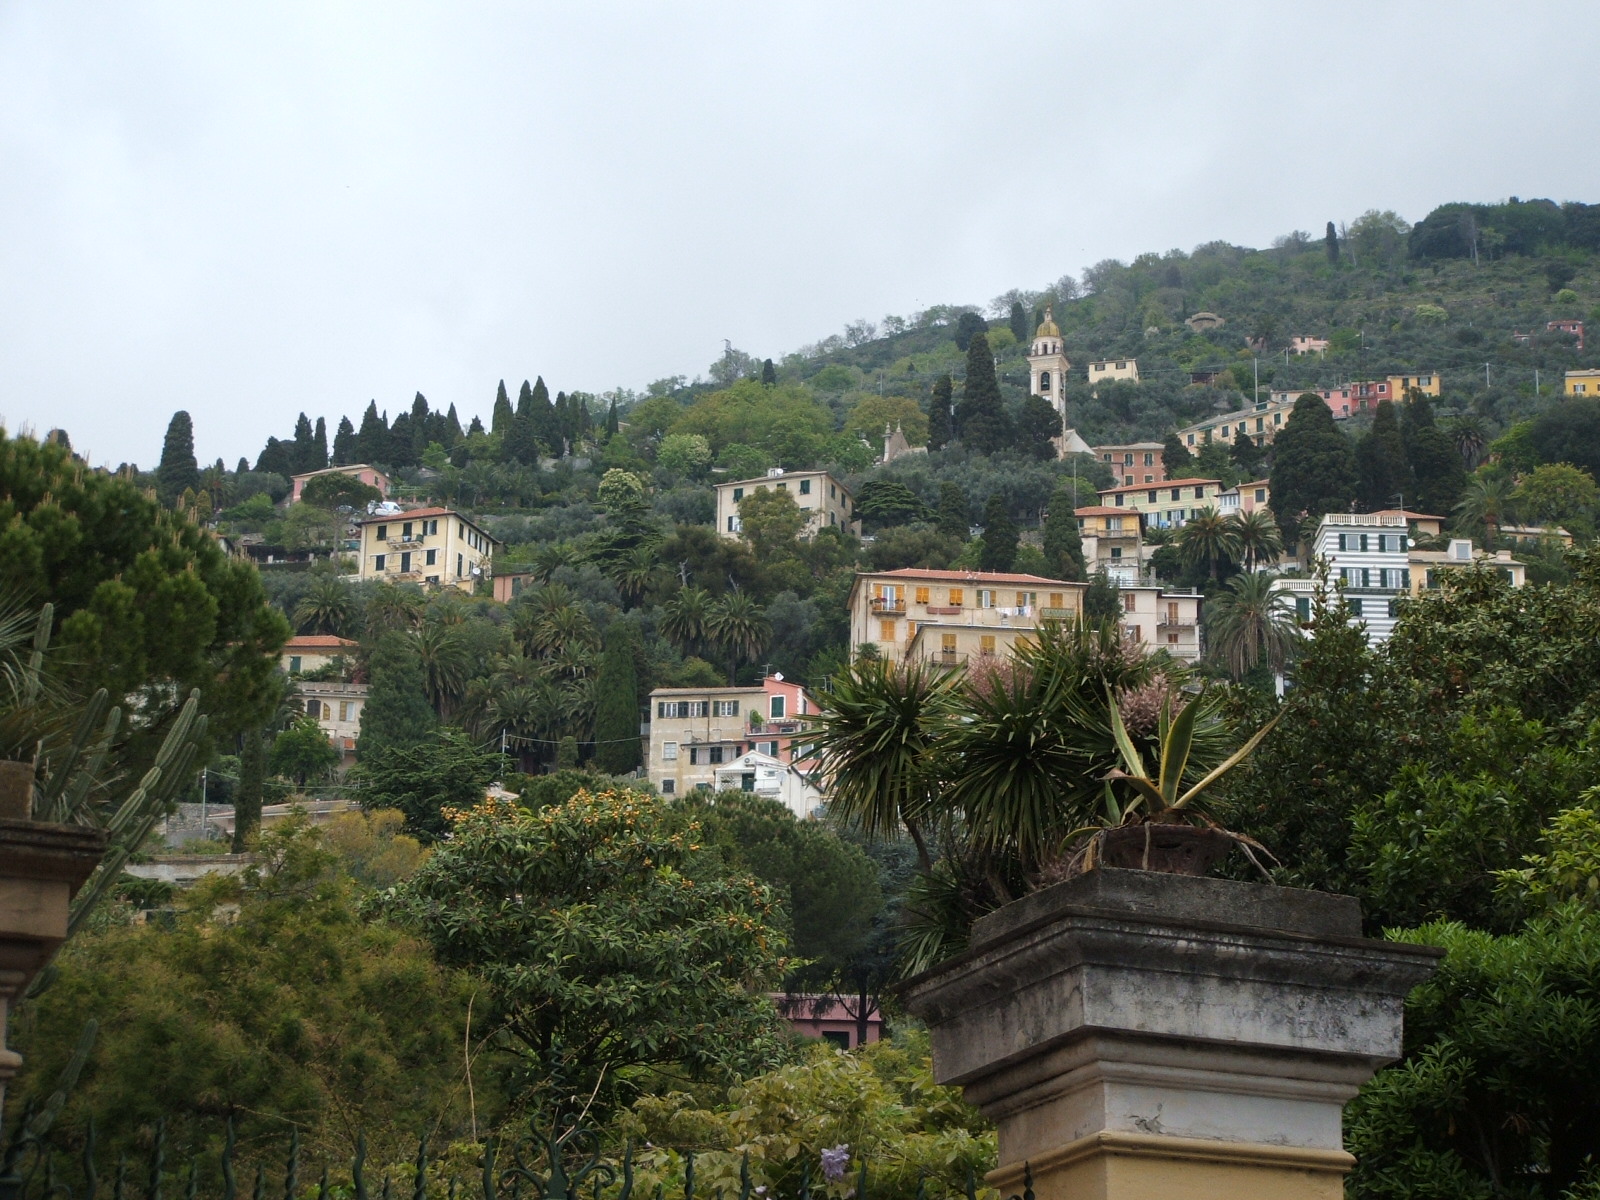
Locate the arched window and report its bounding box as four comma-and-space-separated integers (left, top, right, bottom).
1040, 371, 1051, 392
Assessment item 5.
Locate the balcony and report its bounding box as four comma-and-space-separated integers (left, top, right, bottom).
386, 537, 426, 550
870, 598, 906, 614
1040, 607, 1075, 619
924, 605, 963, 615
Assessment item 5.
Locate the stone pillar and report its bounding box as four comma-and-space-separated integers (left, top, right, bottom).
900, 869, 1441, 1200
0, 769, 106, 1117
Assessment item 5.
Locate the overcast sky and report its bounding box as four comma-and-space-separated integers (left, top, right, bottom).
3, 2, 1597, 469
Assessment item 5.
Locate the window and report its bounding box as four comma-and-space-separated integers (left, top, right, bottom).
830, 484, 837, 498
1186, 434, 1196, 445
1124, 453, 1134, 465
375, 525, 387, 539
1146, 491, 1157, 504
425, 548, 437, 565
339, 701, 353, 722
457, 554, 464, 577
403, 522, 413, 539
1255, 489, 1266, 502
709, 747, 725, 765
800, 479, 811, 495
727, 516, 738, 532
400, 552, 412, 573
1170, 489, 1181, 501
947, 588, 964, 606
915, 587, 930, 604
1123, 593, 1137, 613
1040, 370, 1051, 391
288, 656, 302, 673
1108, 517, 1123, 532
1255, 418, 1264, 432
1110, 547, 1122, 559
770, 695, 785, 719
733, 487, 744, 501
662, 741, 679, 761
978, 589, 995, 608
777, 481, 787, 490
1115, 494, 1125, 507
879, 619, 896, 641
713, 700, 740, 717
979, 634, 996, 655
374, 554, 386, 571
1193, 486, 1206, 500
661, 779, 675, 795
1144, 452, 1154, 466
1166, 633, 1179, 645
1124, 476, 1134, 486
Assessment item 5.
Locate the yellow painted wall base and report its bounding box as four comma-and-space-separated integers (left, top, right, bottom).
989, 1131, 1353, 1200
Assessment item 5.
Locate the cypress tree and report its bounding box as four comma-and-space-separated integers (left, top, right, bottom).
1325, 221, 1340, 266
1042, 483, 1087, 580
467, 415, 485, 437
311, 417, 329, 470
357, 632, 437, 758
357, 401, 389, 464
445, 403, 463, 445
954, 311, 987, 351
491, 380, 514, 437
235, 457, 250, 476
1268, 393, 1358, 540
531, 376, 556, 451
409, 392, 431, 461
592, 622, 642, 774
1009, 300, 1030, 345
927, 374, 954, 451
1162, 433, 1194, 477
505, 380, 539, 464
979, 492, 1018, 572
606, 398, 620, 438
331, 416, 357, 465
388, 412, 417, 468
254, 436, 293, 478
1401, 391, 1466, 516
1355, 400, 1413, 510
957, 333, 1012, 454
935, 481, 969, 540
290, 413, 316, 472
232, 726, 266, 852
1017, 394, 1061, 460
156, 411, 200, 506
553, 391, 571, 456
761, 358, 778, 385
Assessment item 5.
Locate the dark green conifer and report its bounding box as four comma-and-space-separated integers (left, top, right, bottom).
331, 416, 357, 465
156, 411, 200, 506
1268, 394, 1358, 539
935, 481, 969, 540
592, 622, 642, 774
1325, 221, 1340, 266
1401, 391, 1465, 516
927, 374, 954, 451
491, 380, 514, 436
311, 417, 329, 470
1017, 394, 1061, 460
356, 632, 437, 758
1356, 400, 1413, 510
957, 333, 1012, 454
1042, 483, 1087, 580
761, 359, 777, 385
1009, 300, 1030, 345
356, 401, 389, 464
978, 492, 1018, 571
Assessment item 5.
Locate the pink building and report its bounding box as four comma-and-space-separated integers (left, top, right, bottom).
1549, 319, 1586, 351
290, 464, 392, 504
1289, 335, 1330, 355
777, 994, 884, 1050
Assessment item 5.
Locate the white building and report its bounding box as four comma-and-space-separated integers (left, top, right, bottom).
711, 751, 825, 821
1088, 358, 1140, 384
714, 468, 859, 541
1273, 513, 1412, 644
1025, 306, 1092, 457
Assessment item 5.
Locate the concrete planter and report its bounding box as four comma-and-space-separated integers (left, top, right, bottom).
901, 868, 1441, 1200
1094, 823, 1235, 875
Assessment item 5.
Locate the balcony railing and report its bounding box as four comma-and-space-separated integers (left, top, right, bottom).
386, 537, 426, 549
1040, 607, 1075, 619
924, 605, 963, 615
870, 598, 906, 614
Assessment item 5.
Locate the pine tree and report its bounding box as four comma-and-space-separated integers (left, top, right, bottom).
935, 481, 969, 540
312, 417, 329, 470
1017, 394, 1061, 460
254, 437, 294, 478
1268, 393, 1358, 539
927, 374, 954, 451
467, 415, 485, 437
357, 401, 389, 464
1401, 391, 1466, 516
592, 622, 642, 774
979, 493, 1018, 571
331, 416, 357, 465
491, 380, 514, 437
957, 333, 1012, 454
1009, 300, 1030, 345
232, 726, 266, 852
761, 359, 777, 385
1355, 400, 1413, 510
954, 311, 987, 351
156, 411, 200, 505
1325, 221, 1340, 266
357, 632, 437, 758
235, 457, 250, 476
1042, 483, 1087, 580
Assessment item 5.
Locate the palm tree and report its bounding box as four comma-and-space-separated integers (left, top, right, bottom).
1178, 507, 1242, 581
608, 544, 661, 608
1454, 475, 1516, 547
293, 575, 356, 636
1228, 509, 1283, 570
706, 591, 770, 683
531, 605, 599, 658
1447, 416, 1489, 471
660, 586, 711, 659
413, 622, 470, 718
1204, 572, 1300, 680
364, 583, 425, 635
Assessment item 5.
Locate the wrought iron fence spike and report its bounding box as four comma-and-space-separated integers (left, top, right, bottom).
381, 1173, 391, 1200
856, 1159, 867, 1200
353, 1133, 368, 1200
797, 1157, 809, 1200
617, 1143, 633, 1200
284, 1129, 300, 1200
448, 1177, 458, 1200
914, 1172, 925, 1200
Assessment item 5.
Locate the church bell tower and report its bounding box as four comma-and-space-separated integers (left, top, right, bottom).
1026, 306, 1088, 458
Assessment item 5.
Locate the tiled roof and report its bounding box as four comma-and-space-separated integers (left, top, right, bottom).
285, 635, 358, 650
1074, 506, 1133, 516
1098, 477, 1221, 494
861, 568, 1081, 587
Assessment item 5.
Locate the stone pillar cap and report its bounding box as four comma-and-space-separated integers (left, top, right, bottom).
0, 820, 109, 896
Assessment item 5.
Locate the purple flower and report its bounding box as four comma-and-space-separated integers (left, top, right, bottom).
820, 1145, 850, 1182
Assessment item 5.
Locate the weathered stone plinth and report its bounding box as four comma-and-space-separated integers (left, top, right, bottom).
0, 817, 106, 1115
900, 869, 1441, 1200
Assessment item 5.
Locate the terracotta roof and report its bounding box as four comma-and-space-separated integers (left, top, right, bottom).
355, 507, 499, 541
1370, 508, 1444, 521
285, 635, 358, 650
860, 568, 1081, 587
1098, 477, 1221, 494
1075, 506, 1134, 516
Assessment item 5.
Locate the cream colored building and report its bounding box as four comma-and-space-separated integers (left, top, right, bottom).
1176, 396, 1298, 448
355, 507, 497, 592
1088, 358, 1140, 384
1115, 586, 1202, 662
646, 676, 818, 799
1409, 538, 1526, 595
715, 468, 859, 541
1567, 368, 1600, 396
711, 750, 825, 821
1075, 507, 1143, 585
281, 635, 359, 675
1217, 479, 1271, 516
296, 680, 368, 765
1095, 478, 1225, 530
849, 568, 1085, 665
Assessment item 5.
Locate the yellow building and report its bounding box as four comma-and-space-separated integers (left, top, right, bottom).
1075, 507, 1143, 585
714, 468, 859, 541
1095, 478, 1225, 530
1408, 538, 1526, 594
1566, 369, 1600, 396
848, 568, 1085, 665
1088, 358, 1140, 384
1388, 371, 1441, 399
354, 507, 497, 592
1174, 396, 1298, 448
